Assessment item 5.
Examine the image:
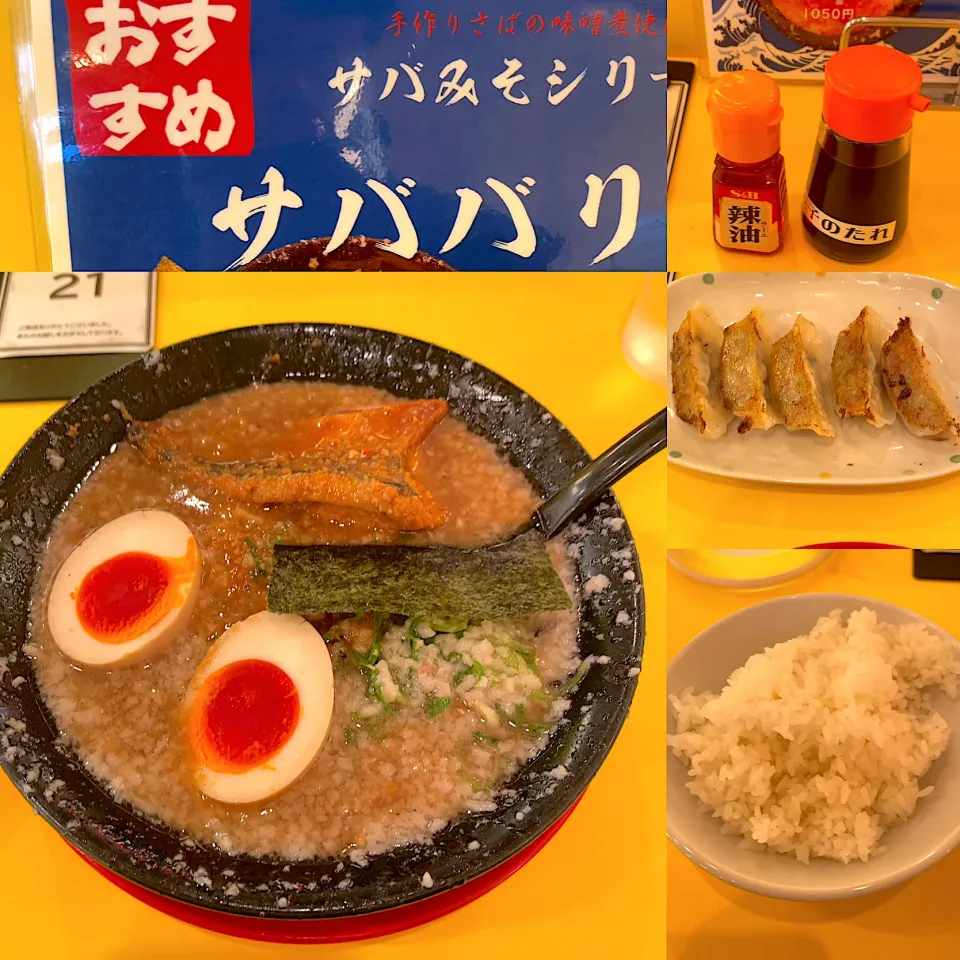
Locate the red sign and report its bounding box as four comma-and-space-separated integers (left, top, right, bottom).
65, 0, 254, 157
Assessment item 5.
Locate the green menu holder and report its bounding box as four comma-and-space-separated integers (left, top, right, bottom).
0, 353, 138, 402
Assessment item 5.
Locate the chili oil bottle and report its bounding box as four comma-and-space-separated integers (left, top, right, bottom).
707, 70, 788, 255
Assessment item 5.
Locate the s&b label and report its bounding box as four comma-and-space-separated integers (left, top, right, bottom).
801, 196, 896, 246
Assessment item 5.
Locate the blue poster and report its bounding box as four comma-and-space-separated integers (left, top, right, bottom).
33, 1, 666, 271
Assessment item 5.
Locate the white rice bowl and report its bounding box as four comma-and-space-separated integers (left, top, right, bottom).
667, 594, 960, 901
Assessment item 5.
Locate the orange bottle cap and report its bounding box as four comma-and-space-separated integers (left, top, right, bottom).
824, 46, 930, 144
707, 71, 784, 165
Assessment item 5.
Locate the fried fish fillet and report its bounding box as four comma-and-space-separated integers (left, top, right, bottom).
283, 399, 450, 458
128, 400, 451, 530
831, 306, 894, 427
719, 308, 777, 434
881, 317, 960, 441
670, 302, 731, 439
769, 315, 836, 437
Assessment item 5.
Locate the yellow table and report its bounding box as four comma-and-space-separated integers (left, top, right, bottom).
668, 548, 960, 960
0, 1, 35, 270
0, 272, 666, 958
668, 67, 960, 278
668, 456, 960, 549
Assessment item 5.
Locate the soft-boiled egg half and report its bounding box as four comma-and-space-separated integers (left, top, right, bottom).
47, 510, 201, 668
184, 611, 334, 805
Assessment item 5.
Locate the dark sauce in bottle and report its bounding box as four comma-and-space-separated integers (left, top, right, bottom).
802, 121, 911, 264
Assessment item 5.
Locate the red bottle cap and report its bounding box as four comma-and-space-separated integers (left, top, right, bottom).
823, 46, 930, 144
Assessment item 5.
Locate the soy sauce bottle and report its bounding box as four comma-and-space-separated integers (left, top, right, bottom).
802, 46, 930, 263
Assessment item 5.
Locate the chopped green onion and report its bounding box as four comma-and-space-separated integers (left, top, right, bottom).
454, 739, 503, 792
244, 539, 268, 579
352, 613, 385, 667
473, 732, 501, 745
558, 658, 593, 697
348, 712, 388, 742
425, 696, 452, 718
428, 615, 470, 634
497, 636, 539, 673
528, 689, 553, 707
340, 615, 388, 689
515, 647, 539, 673
404, 616, 422, 661
454, 661, 485, 686
499, 703, 553, 736
360, 663, 395, 713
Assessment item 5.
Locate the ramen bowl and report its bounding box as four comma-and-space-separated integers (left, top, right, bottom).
0, 323, 641, 919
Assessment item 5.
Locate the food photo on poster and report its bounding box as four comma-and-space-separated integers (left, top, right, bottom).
13, 0, 667, 272
702, 0, 958, 71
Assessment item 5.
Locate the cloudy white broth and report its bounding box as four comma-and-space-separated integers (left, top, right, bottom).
28, 382, 581, 859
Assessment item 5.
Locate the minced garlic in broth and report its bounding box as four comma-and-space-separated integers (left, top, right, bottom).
28, 382, 580, 859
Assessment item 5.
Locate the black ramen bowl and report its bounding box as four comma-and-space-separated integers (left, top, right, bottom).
0, 324, 643, 920
241, 237, 456, 272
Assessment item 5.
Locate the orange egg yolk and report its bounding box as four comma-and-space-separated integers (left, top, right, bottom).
190, 660, 301, 774
76, 552, 171, 643
73, 541, 198, 644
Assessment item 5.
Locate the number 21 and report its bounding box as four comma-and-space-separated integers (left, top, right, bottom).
50, 273, 104, 300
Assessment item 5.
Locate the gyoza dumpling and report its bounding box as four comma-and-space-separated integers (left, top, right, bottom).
831, 307, 895, 427
881, 317, 960, 442
719, 308, 777, 434
670, 302, 731, 439
769, 315, 836, 438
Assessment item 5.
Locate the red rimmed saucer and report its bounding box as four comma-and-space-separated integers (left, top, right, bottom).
67, 797, 580, 944
802, 543, 902, 549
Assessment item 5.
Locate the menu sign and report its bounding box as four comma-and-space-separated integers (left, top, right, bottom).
23, 1, 667, 271
0, 272, 154, 359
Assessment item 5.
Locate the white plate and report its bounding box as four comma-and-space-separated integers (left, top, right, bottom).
667, 272, 960, 486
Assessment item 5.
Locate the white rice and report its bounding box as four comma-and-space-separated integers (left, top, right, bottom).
669, 607, 960, 864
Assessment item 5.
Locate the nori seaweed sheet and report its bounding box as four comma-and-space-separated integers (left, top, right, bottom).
268, 530, 574, 621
